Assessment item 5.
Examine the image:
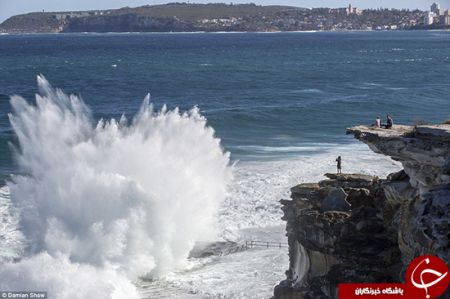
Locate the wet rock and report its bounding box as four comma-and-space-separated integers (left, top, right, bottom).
188, 241, 240, 258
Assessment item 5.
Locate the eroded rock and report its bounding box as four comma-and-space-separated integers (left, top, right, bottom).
321, 187, 350, 212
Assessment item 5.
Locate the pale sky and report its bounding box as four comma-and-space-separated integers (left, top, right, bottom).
1, 0, 449, 23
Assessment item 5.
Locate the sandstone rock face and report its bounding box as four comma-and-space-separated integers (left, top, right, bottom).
274, 124, 450, 299
321, 187, 350, 212
275, 173, 403, 299
347, 125, 450, 266
348, 125, 450, 191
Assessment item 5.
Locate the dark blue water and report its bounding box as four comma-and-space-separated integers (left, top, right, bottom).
1, 31, 450, 179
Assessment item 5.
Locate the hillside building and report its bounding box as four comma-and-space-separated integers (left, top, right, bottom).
424, 11, 435, 25
346, 4, 362, 16
444, 9, 450, 25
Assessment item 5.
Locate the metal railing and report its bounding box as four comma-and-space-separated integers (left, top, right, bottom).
244, 240, 288, 249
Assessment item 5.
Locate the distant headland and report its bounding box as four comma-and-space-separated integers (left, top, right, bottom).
1, 2, 450, 34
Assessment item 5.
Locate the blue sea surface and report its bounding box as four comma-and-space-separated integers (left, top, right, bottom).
1, 31, 450, 180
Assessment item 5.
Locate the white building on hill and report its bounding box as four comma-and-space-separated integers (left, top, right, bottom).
424, 11, 435, 25
346, 4, 362, 16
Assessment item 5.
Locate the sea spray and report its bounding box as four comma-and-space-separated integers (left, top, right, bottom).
2, 75, 231, 297
0, 252, 140, 298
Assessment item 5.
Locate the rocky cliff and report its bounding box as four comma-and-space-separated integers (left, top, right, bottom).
0, 4, 299, 34
274, 124, 450, 299
63, 15, 194, 33
0, 13, 63, 33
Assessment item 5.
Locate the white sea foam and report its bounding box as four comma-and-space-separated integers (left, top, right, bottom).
2, 75, 232, 297
230, 144, 325, 153
0, 252, 140, 299
138, 247, 289, 299
0, 186, 24, 262
291, 88, 323, 94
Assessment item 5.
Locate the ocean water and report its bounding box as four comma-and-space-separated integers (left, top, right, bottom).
0, 31, 449, 298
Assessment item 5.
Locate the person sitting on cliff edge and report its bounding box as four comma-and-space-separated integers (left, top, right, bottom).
375, 116, 381, 128
385, 114, 393, 129
336, 156, 342, 174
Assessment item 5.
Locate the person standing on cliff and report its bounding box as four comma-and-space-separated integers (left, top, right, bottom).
375, 116, 381, 128
336, 156, 342, 174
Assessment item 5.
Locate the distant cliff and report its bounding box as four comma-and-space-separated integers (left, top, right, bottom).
0, 3, 440, 34
274, 124, 450, 298
0, 12, 63, 33
0, 3, 302, 33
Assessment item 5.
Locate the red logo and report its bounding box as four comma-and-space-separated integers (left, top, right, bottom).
338, 255, 449, 299
405, 255, 449, 299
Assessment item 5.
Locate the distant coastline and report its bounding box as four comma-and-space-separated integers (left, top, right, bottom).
0, 29, 449, 37
1, 3, 449, 35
